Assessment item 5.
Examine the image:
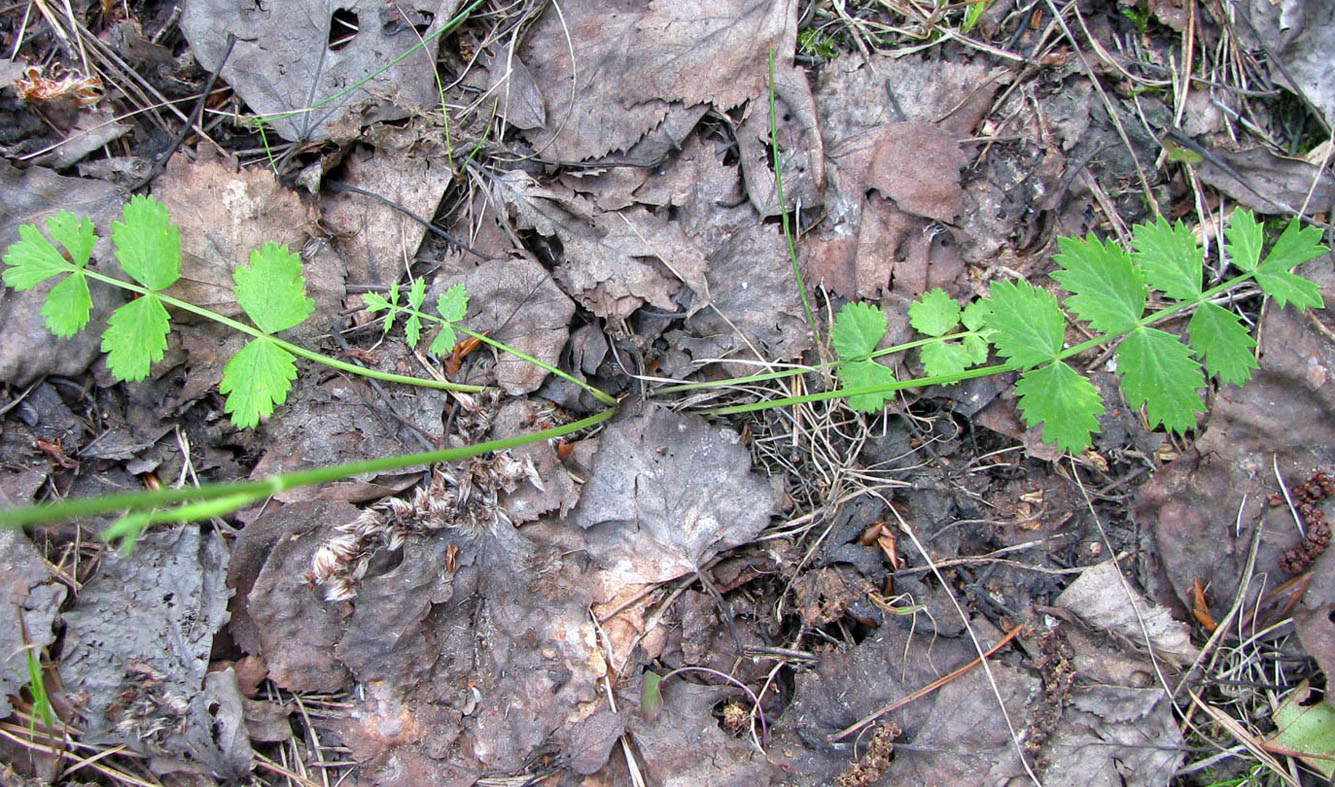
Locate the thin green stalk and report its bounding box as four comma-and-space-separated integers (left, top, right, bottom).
768, 49, 821, 352
653, 333, 977, 394
78, 267, 483, 393
0, 408, 614, 529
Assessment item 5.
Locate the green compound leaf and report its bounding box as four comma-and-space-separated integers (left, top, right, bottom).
832, 301, 887, 361
1188, 302, 1257, 386
101, 294, 170, 381
983, 279, 1065, 369
437, 282, 469, 322
3, 214, 99, 337
1052, 233, 1146, 333
1117, 327, 1206, 432
1132, 216, 1203, 301
112, 195, 180, 291
404, 278, 427, 349
839, 358, 897, 412
42, 273, 92, 337
908, 288, 961, 337
3, 223, 79, 289
234, 242, 314, 335
1224, 209, 1263, 273
1254, 218, 1326, 311
220, 337, 298, 429
1013, 361, 1103, 453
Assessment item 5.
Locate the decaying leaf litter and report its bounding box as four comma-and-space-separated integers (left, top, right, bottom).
1, 0, 1334, 784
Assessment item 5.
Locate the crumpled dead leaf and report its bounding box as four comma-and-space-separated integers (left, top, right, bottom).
60, 525, 251, 778
520, 0, 795, 162
321, 144, 456, 286
181, 0, 460, 142
1055, 559, 1199, 667
570, 404, 776, 585
493, 170, 707, 323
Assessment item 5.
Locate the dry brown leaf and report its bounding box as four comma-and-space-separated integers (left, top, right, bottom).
570, 404, 776, 585
520, 0, 796, 162
322, 145, 456, 286
494, 170, 706, 322
181, 0, 461, 142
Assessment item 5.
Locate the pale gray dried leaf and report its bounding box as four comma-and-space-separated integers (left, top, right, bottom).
570, 404, 776, 584
433, 255, 575, 395
520, 0, 795, 162
671, 223, 814, 369
0, 530, 67, 718
181, 0, 461, 142
335, 522, 607, 780
322, 145, 456, 285
1042, 627, 1185, 786
736, 61, 824, 217
0, 161, 125, 386
635, 0, 795, 109
1239, 0, 1335, 127
59, 525, 246, 777
30, 106, 130, 169
1055, 560, 1198, 667
153, 156, 345, 344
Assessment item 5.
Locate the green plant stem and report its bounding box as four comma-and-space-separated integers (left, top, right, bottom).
0, 408, 615, 529
454, 325, 619, 406
653, 333, 965, 394
768, 49, 821, 352
79, 267, 483, 393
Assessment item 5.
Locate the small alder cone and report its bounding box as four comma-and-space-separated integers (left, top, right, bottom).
306, 450, 542, 601
1273, 470, 1334, 575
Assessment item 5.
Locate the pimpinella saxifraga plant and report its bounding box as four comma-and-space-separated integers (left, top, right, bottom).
830, 209, 1327, 452
1, 195, 479, 430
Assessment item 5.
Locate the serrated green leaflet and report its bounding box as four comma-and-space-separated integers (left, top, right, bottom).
908, 289, 960, 337
47, 211, 97, 269
405, 278, 427, 348
1052, 233, 1146, 333
43, 273, 92, 337
1224, 210, 1263, 272
220, 337, 299, 429
1255, 218, 1326, 311
1187, 302, 1257, 386
1132, 217, 1202, 300
983, 279, 1064, 368
101, 295, 170, 381
437, 282, 469, 322
1117, 327, 1205, 431
832, 302, 886, 360
839, 358, 897, 411
112, 195, 180, 291
234, 242, 314, 335
1013, 361, 1103, 453
429, 323, 459, 355
921, 341, 972, 378
3, 222, 81, 289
